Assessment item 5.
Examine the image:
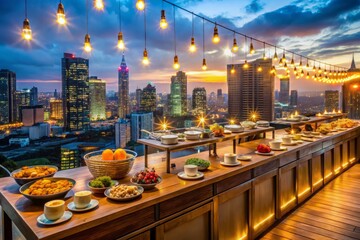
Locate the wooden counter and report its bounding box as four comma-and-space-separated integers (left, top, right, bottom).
1, 126, 360, 240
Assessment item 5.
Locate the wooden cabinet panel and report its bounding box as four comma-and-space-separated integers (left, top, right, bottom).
342, 141, 349, 169
278, 162, 297, 218
334, 145, 342, 175
297, 156, 311, 203
349, 138, 356, 164
312, 154, 323, 191
324, 149, 333, 183
215, 170, 251, 194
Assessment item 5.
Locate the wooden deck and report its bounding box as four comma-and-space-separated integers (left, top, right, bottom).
261, 163, 360, 240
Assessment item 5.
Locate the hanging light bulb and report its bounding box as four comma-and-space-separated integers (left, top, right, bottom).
136, 0, 145, 11
230, 64, 235, 74
290, 56, 295, 67
94, 0, 104, 10
299, 57, 303, 69
306, 72, 310, 79
306, 59, 310, 68
22, 18, 32, 40
324, 68, 328, 75
212, 24, 220, 43
189, 37, 196, 52
282, 51, 286, 63
295, 72, 299, 79
273, 48, 278, 61
84, 33, 92, 52
232, 37, 238, 52
294, 66, 297, 73
117, 32, 125, 50
262, 42, 267, 60
243, 60, 249, 69
313, 65, 316, 71
318, 66, 322, 73
284, 62, 288, 70
257, 65, 262, 72
301, 69, 304, 77
142, 49, 149, 65
202, 58, 207, 71
249, 39, 255, 55
173, 55, 180, 70
159, 10, 168, 29
56, 2, 66, 25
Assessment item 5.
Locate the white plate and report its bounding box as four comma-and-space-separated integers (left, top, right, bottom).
281, 141, 298, 146
177, 171, 204, 180
255, 151, 275, 156
67, 199, 99, 212
237, 155, 252, 161
296, 140, 304, 144
37, 211, 72, 225
105, 186, 144, 201
271, 146, 287, 151
220, 161, 241, 167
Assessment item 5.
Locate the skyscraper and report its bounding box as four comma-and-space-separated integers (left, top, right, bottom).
61, 53, 90, 131
115, 118, 131, 148
30, 86, 38, 106
140, 83, 156, 112
325, 90, 339, 112
290, 90, 298, 106
279, 77, 290, 104
0, 69, 16, 124
136, 88, 142, 111
15, 89, 31, 121
192, 87, 207, 115
217, 88, 224, 107
227, 59, 274, 121
343, 54, 360, 119
130, 112, 153, 141
89, 76, 106, 121
170, 71, 187, 116
50, 98, 63, 120
118, 54, 130, 119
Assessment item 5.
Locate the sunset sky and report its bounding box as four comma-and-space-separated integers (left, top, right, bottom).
0, 0, 359, 94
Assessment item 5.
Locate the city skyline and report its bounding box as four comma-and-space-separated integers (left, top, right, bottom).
0, 0, 358, 93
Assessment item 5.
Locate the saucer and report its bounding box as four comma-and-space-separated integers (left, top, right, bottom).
255, 151, 275, 156
237, 155, 252, 161
296, 140, 304, 144
37, 211, 72, 225
220, 161, 241, 166
271, 146, 287, 151
281, 141, 298, 146
67, 199, 99, 212
177, 171, 204, 180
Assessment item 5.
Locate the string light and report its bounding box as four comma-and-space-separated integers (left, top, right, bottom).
273, 47, 278, 61
281, 50, 286, 64
243, 37, 249, 69
136, 0, 145, 11
232, 32, 238, 52
212, 23, 220, 43
84, 0, 92, 52
290, 54, 295, 67
299, 56, 303, 69
230, 64, 235, 74
160, 10, 168, 29
306, 59, 310, 68
56, 1, 66, 25
306, 72, 310, 79
257, 65, 262, 72
262, 42, 267, 60
301, 69, 304, 77
189, 14, 196, 52
94, 0, 104, 10
173, 6, 180, 70
22, 0, 32, 41
142, 6, 149, 65
202, 18, 207, 70
249, 38, 255, 54
202, 58, 207, 70
117, 1, 125, 51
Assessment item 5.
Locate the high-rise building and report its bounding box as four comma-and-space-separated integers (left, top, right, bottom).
118, 54, 130, 119
227, 59, 274, 121
325, 90, 339, 112
15, 89, 31, 121
140, 83, 156, 112
89, 76, 106, 121
115, 119, 131, 148
61, 53, 90, 131
30, 86, 38, 106
192, 87, 207, 115
60, 143, 80, 170
50, 98, 63, 120
279, 77, 290, 104
290, 90, 298, 106
136, 88, 142, 111
130, 112, 153, 141
20, 105, 44, 127
217, 89, 224, 107
343, 54, 360, 119
170, 71, 187, 116
0, 69, 16, 124
54, 89, 59, 99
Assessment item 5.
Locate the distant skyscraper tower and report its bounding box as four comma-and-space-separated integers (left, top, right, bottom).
343, 54, 360, 119
118, 54, 130, 119
30, 86, 38, 106
170, 71, 187, 116
54, 89, 58, 99
130, 112, 153, 141
279, 77, 290, 104
140, 83, 156, 112
217, 88, 224, 107
136, 88, 142, 111
227, 59, 274, 121
290, 90, 298, 106
0, 69, 16, 124
50, 98, 63, 120
325, 90, 339, 112
115, 118, 131, 148
192, 87, 207, 115
89, 76, 106, 121
15, 89, 31, 121
61, 53, 90, 131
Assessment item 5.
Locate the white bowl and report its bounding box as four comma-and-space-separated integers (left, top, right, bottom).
269, 140, 282, 149
184, 131, 202, 140
224, 153, 237, 164
161, 135, 178, 145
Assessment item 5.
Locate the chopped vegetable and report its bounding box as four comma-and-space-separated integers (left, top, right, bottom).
89, 176, 113, 188
185, 158, 210, 168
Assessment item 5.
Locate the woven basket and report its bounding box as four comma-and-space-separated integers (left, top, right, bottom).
84, 149, 137, 179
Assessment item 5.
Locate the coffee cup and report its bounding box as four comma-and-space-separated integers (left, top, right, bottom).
184, 165, 198, 177
269, 140, 282, 149
282, 136, 292, 144
224, 153, 237, 164
74, 191, 92, 209
44, 200, 65, 221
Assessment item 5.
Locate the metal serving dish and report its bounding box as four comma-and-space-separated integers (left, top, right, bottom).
11, 165, 58, 186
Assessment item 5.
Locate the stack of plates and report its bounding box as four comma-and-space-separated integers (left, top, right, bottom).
256, 121, 270, 127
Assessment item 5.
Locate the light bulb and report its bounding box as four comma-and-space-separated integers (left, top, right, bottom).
202, 58, 207, 70
284, 62, 288, 70
142, 49, 149, 65
313, 65, 316, 71
294, 67, 297, 72
306, 72, 310, 79
290, 58, 294, 67
296, 73, 299, 79
136, 0, 145, 11
262, 53, 267, 60
189, 37, 196, 52
243, 60, 249, 69
22, 18, 32, 40
94, 0, 104, 10
318, 66, 322, 73
57, 2, 66, 25
159, 10, 167, 29
232, 38, 238, 52
230, 65, 235, 74
299, 60, 303, 68
301, 70, 304, 77
173, 55, 180, 70
212, 25, 220, 43
249, 42, 255, 54
257, 66, 262, 72
84, 34, 92, 52
273, 51, 278, 61
117, 32, 125, 50
282, 53, 286, 63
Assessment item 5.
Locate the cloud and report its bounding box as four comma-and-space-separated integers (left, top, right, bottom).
245, 0, 265, 14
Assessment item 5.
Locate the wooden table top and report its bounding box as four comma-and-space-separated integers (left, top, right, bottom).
0, 126, 358, 240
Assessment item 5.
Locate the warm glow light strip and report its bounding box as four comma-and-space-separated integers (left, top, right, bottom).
280, 197, 296, 209
342, 162, 349, 168
253, 213, 274, 229
313, 178, 323, 187
239, 234, 247, 240
349, 158, 356, 163
298, 187, 311, 197
324, 172, 333, 179
334, 167, 341, 174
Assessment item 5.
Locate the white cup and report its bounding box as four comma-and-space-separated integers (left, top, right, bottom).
184, 165, 198, 177
74, 190, 92, 209
282, 136, 292, 144
269, 140, 282, 149
44, 200, 65, 221
224, 153, 237, 164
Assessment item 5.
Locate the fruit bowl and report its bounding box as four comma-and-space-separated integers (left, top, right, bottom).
83, 149, 137, 179
130, 177, 162, 190
130, 168, 162, 190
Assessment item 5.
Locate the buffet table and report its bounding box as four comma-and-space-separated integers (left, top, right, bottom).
1, 125, 359, 240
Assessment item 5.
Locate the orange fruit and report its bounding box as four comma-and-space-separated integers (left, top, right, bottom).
113, 148, 127, 160
102, 149, 114, 160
